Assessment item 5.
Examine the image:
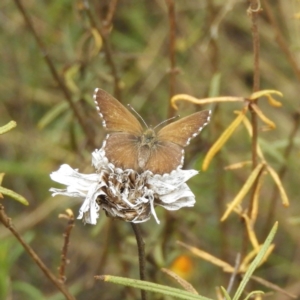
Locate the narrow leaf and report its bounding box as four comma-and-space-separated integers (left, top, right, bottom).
243, 290, 264, 300
177, 241, 234, 272
250, 103, 276, 129
202, 109, 247, 171
220, 286, 232, 300
161, 268, 198, 295
38, 102, 69, 129
232, 222, 278, 300
0, 186, 29, 206
96, 275, 214, 300
170, 94, 244, 110
266, 165, 289, 207
0, 121, 17, 135
221, 163, 264, 221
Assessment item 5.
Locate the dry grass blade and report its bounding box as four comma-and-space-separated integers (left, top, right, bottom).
177, 241, 234, 272
249, 275, 298, 299
161, 268, 198, 295
224, 161, 252, 170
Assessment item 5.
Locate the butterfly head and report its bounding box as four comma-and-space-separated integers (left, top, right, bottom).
140, 128, 157, 147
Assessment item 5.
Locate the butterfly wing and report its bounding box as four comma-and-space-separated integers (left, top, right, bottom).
94, 88, 143, 135
103, 132, 140, 171
144, 141, 183, 174
157, 110, 211, 146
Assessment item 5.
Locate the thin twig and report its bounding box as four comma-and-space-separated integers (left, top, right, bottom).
13, 0, 95, 149
248, 0, 261, 172
0, 205, 75, 300
165, 0, 178, 118
131, 223, 147, 300
262, 1, 300, 232
225, 253, 241, 299
59, 210, 75, 282
102, 0, 118, 30
83, 0, 121, 101
242, 0, 262, 259
264, 111, 300, 233
263, 0, 300, 82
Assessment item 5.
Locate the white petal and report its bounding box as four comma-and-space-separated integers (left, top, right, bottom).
148, 169, 198, 195
77, 183, 102, 224
50, 164, 101, 191
158, 183, 196, 210
49, 188, 86, 198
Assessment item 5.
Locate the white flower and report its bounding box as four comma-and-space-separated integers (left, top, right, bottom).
50, 149, 198, 224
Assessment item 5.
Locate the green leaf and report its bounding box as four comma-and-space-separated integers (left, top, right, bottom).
0, 186, 29, 205
13, 281, 46, 300
243, 290, 264, 300
37, 102, 69, 129
98, 275, 214, 300
220, 286, 232, 300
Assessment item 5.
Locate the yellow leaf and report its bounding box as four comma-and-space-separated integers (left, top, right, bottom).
257, 244, 275, 268
251, 172, 265, 225
251, 103, 276, 129
241, 116, 265, 161
0, 121, 17, 135
221, 163, 265, 221
242, 214, 260, 251
202, 108, 247, 171
64, 63, 81, 94
249, 89, 283, 107
240, 248, 258, 272
0, 173, 4, 185
0, 186, 29, 206
91, 28, 103, 57
170, 94, 244, 110
224, 161, 252, 170
266, 165, 290, 207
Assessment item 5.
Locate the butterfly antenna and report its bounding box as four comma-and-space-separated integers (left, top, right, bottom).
127, 104, 148, 128
153, 115, 180, 130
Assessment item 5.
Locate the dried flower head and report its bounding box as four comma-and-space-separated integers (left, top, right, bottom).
50, 149, 198, 224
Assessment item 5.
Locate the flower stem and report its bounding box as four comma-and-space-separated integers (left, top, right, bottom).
131, 223, 147, 300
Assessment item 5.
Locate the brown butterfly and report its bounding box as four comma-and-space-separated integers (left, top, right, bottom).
94, 88, 211, 175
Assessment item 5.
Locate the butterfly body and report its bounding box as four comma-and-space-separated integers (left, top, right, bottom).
94, 88, 210, 174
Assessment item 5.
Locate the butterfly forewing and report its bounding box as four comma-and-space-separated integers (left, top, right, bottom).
157, 110, 211, 146
103, 132, 140, 171
94, 88, 143, 135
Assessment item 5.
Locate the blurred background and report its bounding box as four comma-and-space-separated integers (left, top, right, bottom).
0, 0, 300, 299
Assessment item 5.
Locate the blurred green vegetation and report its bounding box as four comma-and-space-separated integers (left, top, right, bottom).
1, 0, 300, 299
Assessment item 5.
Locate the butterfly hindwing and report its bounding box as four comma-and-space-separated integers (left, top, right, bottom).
144, 141, 183, 174
94, 88, 143, 135
157, 110, 211, 146
103, 132, 140, 171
